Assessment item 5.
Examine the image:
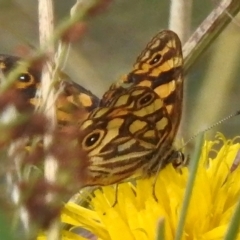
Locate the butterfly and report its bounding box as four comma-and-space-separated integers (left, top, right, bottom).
0, 54, 99, 126
79, 30, 184, 185
0, 30, 183, 187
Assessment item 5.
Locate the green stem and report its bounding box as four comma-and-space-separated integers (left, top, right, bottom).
174, 134, 204, 240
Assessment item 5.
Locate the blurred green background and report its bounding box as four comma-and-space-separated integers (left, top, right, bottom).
0, 0, 240, 149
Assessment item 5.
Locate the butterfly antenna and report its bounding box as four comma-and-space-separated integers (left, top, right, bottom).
180, 110, 240, 149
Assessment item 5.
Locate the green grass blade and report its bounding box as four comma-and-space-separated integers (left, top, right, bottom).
175, 134, 204, 240
155, 218, 165, 240
224, 195, 240, 239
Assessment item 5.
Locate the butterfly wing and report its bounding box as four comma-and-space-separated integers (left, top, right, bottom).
102, 30, 183, 142
0, 54, 41, 105
56, 80, 99, 126
0, 54, 100, 126
80, 86, 172, 185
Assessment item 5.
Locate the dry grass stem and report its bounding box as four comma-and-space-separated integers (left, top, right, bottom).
183, 0, 240, 72
169, 0, 192, 43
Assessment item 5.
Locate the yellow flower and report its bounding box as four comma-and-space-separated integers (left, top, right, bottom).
41, 134, 240, 240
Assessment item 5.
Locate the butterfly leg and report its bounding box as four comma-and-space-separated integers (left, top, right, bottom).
112, 184, 119, 207
152, 150, 186, 201
152, 160, 164, 202
152, 179, 159, 202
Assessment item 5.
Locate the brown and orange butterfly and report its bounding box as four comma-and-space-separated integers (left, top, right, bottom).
0, 30, 183, 186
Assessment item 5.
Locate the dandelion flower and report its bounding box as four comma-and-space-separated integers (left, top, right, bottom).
39, 134, 240, 240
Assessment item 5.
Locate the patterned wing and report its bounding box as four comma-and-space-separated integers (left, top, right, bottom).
79, 86, 172, 186
0, 54, 41, 106
79, 30, 184, 186
0, 54, 100, 126
56, 80, 100, 126
102, 30, 183, 142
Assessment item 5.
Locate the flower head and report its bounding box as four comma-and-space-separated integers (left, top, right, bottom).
40, 134, 240, 240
